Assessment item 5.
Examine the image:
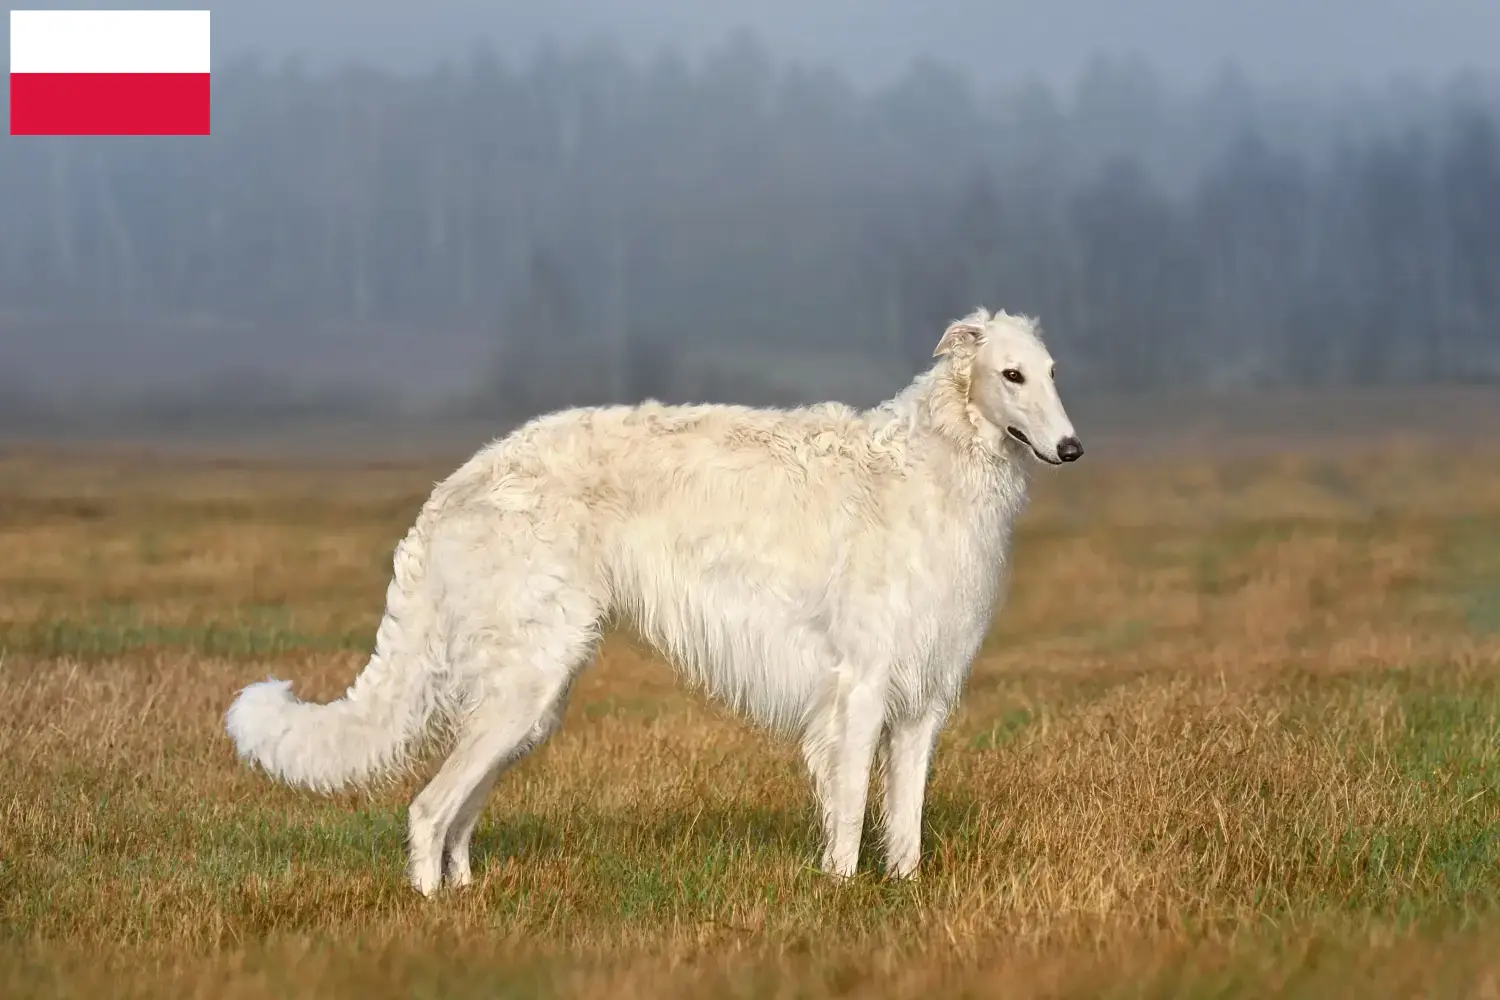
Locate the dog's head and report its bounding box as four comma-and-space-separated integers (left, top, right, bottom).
933, 308, 1083, 466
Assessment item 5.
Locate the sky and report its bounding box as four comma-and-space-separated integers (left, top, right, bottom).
4, 0, 1499, 405
11, 0, 1500, 93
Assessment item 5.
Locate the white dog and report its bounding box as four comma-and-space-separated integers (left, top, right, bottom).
225, 307, 1083, 894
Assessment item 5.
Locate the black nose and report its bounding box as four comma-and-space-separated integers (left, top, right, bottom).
1057, 436, 1084, 462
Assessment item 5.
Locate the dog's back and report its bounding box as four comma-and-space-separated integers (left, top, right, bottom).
415, 392, 1018, 729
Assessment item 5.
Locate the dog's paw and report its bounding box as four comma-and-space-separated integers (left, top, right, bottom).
407, 866, 444, 898
817, 855, 861, 881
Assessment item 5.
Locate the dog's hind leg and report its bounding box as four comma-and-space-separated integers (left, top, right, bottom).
406, 615, 598, 896
441, 675, 576, 888
801, 661, 889, 879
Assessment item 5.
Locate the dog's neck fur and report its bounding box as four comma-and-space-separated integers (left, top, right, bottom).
868, 356, 1031, 511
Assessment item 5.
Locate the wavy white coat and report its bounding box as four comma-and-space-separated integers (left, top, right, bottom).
225, 307, 1082, 893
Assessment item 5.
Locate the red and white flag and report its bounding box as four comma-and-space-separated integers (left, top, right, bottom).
10, 9, 211, 135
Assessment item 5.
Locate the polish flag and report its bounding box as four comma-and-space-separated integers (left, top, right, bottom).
10, 10, 211, 135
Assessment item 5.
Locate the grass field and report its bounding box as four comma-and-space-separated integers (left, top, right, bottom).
2, 442, 1499, 998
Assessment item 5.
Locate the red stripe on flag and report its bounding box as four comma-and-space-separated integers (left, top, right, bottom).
10, 73, 210, 135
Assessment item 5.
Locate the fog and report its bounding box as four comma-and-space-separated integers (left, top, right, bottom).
2, 2, 1499, 434
77, 0, 1500, 92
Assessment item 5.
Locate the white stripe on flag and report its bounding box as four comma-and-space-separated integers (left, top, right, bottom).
10, 10, 211, 75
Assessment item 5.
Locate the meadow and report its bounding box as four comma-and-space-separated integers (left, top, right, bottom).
2, 438, 1499, 998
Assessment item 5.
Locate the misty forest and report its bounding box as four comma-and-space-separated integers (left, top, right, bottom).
3, 33, 1500, 428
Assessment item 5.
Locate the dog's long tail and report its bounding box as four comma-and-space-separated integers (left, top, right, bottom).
224, 518, 444, 793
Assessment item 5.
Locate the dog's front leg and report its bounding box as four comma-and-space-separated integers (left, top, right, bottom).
881, 706, 946, 879
813, 667, 888, 878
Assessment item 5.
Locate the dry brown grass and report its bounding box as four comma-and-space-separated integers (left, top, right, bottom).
2, 443, 1499, 998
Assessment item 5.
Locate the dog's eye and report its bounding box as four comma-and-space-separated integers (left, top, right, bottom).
1001, 369, 1025, 385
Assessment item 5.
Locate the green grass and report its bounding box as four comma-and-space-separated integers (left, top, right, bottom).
0, 605, 371, 658
3, 450, 1500, 997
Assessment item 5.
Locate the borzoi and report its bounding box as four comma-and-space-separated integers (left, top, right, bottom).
225, 307, 1084, 894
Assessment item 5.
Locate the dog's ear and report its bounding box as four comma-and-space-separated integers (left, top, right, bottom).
932, 310, 989, 358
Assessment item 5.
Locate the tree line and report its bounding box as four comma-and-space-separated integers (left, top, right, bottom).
1, 34, 1497, 426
